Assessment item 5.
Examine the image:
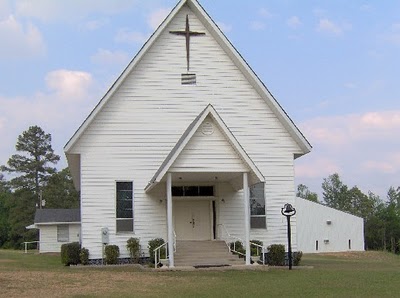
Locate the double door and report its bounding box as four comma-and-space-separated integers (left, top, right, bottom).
174, 200, 211, 240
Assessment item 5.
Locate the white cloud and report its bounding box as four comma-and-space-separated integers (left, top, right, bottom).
90, 48, 130, 67
0, 69, 100, 167
0, 0, 11, 18
15, 0, 137, 22
83, 19, 109, 31
384, 23, 400, 46
362, 160, 397, 174
344, 82, 357, 89
360, 4, 373, 12
45, 69, 94, 102
317, 18, 343, 36
217, 21, 232, 33
147, 8, 170, 30
115, 28, 148, 44
313, 8, 327, 17
296, 110, 400, 197
287, 16, 302, 29
0, 15, 45, 59
250, 21, 266, 31
302, 111, 400, 147
317, 18, 352, 36
296, 157, 341, 179
259, 8, 273, 18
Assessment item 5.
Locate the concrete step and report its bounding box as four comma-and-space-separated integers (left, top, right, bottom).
174, 240, 246, 267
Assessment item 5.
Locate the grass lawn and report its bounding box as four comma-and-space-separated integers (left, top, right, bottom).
0, 250, 399, 297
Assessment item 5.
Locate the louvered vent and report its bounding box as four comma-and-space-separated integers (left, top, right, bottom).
182, 73, 196, 85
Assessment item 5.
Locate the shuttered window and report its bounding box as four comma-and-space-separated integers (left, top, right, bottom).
250, 183, 266, 229
57, 225, 69, 242
116, 181, 134, 233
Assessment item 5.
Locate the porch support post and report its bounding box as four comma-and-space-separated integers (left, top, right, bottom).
243, 172, 251, 265
167, 172, 174, 267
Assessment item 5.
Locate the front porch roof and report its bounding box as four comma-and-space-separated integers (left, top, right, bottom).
145, 104, 264, 192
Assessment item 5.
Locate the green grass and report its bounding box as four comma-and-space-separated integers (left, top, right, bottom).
1, 250, 399, 297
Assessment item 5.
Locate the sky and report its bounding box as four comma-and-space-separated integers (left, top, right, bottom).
0, 0, 399, 200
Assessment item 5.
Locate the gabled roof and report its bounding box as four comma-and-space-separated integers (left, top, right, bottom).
34, 209, 81, 224
64, 0, 311, 155
145, 104, 265, 192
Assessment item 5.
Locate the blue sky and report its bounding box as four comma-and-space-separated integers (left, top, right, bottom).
0, 0, 399, 199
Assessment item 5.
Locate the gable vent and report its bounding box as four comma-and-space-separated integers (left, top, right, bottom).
182, 73, 196, 85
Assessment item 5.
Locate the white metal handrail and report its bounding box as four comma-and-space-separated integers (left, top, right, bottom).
218, 224, 246, 257
153, 241, 168, 269
23, 241, 39, 253
218, 224, 266, 265
173, 230, 177, 252
250, 242, 266, 265
153, 231, 176, 269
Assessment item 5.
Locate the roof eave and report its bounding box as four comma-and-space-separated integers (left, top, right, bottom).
188, 0, 312, 155
145, 104, 265, 193
64, 0, 189, 153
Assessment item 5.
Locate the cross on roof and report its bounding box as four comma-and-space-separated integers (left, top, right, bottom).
170, 15, 205, 72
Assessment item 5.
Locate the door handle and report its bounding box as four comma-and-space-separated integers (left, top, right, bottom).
189, 218, 195, 228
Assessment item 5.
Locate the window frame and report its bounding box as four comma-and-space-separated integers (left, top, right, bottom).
115, 181, 134, 233
57, 224, 69, 242
249, 182, 266, 229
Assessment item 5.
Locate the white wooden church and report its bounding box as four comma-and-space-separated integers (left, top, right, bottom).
63, 0, 364, 266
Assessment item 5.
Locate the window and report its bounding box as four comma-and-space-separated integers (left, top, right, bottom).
250, 183, 266, 229
172, 186, 214, 197
116, 181, 133, 233
57, 225, 69, 242
316, 240, 319, 251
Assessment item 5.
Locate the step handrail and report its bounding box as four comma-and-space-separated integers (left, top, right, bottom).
218, 224, 266, 265
153, 241, 168, 269
153, 230, 177, 269
217, 224, 246, 257
250, 242, 266, 265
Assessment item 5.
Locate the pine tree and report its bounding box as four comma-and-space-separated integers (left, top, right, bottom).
1, 125, 60, 206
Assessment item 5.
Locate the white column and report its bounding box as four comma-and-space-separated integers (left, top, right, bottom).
167, 172, 174, 267
243, 172, 251, 265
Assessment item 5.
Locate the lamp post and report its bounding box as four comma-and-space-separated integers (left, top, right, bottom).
281, 203, 296, 270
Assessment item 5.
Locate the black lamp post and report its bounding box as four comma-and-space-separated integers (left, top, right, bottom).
281, 203, 296, 270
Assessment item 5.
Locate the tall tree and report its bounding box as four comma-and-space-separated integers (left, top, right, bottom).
1, 125, 60, 206
0, 174, 11, 247
42, 168, 79, 209
296, 184, 319, 202
322, 173, 350, 211
387, 186, 400, 208
6, 189, 37, 248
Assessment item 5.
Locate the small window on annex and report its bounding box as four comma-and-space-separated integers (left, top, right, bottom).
57, 225, 69, 242
116, 181, 134, 233
250, 182, 266, 229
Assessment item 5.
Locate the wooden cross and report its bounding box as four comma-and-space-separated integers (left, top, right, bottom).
170, 15, 205, 72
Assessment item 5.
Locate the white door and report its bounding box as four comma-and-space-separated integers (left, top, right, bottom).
174, 200, 211, 240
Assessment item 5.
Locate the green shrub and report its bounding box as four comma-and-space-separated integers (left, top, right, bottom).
267, 244, 285, 266
293, 251, 303, 266
126, 237, 140, 263
148, 238, 165, 264
79, 247, 89, 265
250, 240, 263, 256
104, 245, 120, 265
61, 242, 80, 266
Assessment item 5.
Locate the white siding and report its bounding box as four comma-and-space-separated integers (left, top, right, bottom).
38, 224, 80, 253
170, 116, 248, 173
69, 5, 301, 258
295, 197, 364, 253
